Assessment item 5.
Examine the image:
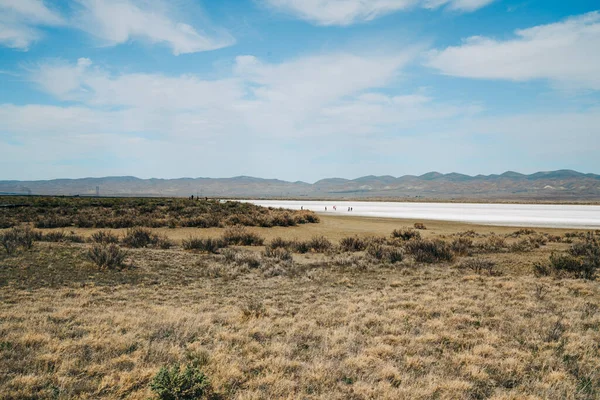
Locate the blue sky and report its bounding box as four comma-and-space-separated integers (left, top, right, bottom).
0, 0, 599, 182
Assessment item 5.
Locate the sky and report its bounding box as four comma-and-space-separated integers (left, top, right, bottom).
0, 0, 599, 182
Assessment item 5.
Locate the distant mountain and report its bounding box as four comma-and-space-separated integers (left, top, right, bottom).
1, 170, 600, 201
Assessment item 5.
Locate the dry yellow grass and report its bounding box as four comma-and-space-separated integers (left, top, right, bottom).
1, 218, 599, 399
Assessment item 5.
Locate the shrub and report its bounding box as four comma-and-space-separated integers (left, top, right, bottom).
541, 233, 600, 279
510, 238, 535, 253
221, 226, 264, 246
460, 258, 496, 275
451, 237, 474, 256
548, 253, 593, 279
90, 230, 119, 244
122, 227, 157, 248
339, 236, 367, 252
405, 239, 454, 263
222, 248, 262, 268
156, 235, 174, 249
182, 237, 226, 253
262, 247, 293, 261
481, 235, 506, 252
0, 226, 36, 254
291, 240, 311, 254
414, 222, 427, 230
269, 237, 293, 249
366, 243, 404, 264
510, 228, 536, 237
392, 228, 421, 241
1, 229, 19, 255
241, 299, 267, 318
150, 363, 210, 400
306, 235, 332, 252
87, 244, 127, 270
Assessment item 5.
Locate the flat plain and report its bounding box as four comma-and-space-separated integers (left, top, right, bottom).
1, 197, 599, 399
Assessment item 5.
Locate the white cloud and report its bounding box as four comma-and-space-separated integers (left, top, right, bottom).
262, 0, 495, 26
73, 0, 234, 54
30, 58, 243, 110
2, 50, 491, 179
427, 11, 600, 90
28, 51, 417, 137
0, 0, 64, 50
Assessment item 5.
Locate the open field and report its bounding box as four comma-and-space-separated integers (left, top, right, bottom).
1, 199, 600, 399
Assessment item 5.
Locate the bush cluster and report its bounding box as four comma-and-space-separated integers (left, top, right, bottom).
267, 236, 332, 254
536, 233, 600, 280
122, 228, 172, 249
366, 243, 404, 264
339, 236, 367, 252
391, 228, 421, 241
150, 363, 210, 400
182, 237, 226, 253
405, 239, 454, 263
87, 243, 127, 270
0, 226, 36, 254
221, 226, 264, 246
0, 196, 319, 230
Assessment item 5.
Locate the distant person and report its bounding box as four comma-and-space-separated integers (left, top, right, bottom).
325, 206, 327, 211
301, 206, 303, 210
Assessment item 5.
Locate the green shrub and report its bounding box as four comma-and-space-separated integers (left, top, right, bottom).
339, 236, 367, 252
182, 237, 226, 253
87, 244, 127, 270
391, 228, 421, 241
405, 239, 454, 263
150, 363, 210, 400
221, 225, 264, 246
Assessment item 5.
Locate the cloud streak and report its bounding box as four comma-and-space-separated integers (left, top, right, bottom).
73, 0, 235, 55
427, 11, 600, 90
0, 0, 64, 50
262, 0, 495, 26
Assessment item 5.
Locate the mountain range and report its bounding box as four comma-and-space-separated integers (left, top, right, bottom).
1, 170, 600, 201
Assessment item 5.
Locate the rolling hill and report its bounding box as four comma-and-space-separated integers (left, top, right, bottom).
1, 170, 599, 201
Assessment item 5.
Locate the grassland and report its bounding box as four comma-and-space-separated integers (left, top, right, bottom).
1, 198, 599, 399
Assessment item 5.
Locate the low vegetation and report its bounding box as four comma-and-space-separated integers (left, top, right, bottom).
150, 363, 211, 400
87, 243, 128, 270
1, 197, 599, 399
0, 196, 319, 229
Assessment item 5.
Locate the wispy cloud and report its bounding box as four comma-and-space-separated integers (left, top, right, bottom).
262, 0, 495, 26
0, 0, 64, 50
426, 11, 600, 90
0, 0, 234, 54
73, 0, 235, 54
